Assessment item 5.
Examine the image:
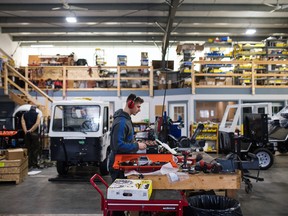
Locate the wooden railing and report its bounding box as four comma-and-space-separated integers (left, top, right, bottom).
18, 65, 154, 97
3, 63, 54, 117
191, 60, 288, 94
1, 61, 288, 100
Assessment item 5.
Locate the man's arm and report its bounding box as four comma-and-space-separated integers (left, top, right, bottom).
21, 115, 27, 134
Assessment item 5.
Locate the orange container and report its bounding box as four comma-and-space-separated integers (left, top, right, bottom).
113, 154, 178, 172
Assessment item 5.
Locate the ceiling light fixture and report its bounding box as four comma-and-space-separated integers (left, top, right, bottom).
246, 29, 256, 35
30, 44, 54, 48
66, 17, 77, 23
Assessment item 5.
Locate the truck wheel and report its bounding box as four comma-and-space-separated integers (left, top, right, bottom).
56, 161, 69, 176
99, 158, 109, 176
277, 142, 288, 153
253, 148, 274, 170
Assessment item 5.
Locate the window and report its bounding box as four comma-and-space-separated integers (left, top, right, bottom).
52, 105, 100, 132
196, 101, 237, 123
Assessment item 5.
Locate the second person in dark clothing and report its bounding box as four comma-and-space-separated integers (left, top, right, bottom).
21, 105, 41, 168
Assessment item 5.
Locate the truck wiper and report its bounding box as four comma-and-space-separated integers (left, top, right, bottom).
80, 130, 87, 134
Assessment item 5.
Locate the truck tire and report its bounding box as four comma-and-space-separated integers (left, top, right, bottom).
56, 161, 69, 176
99, 158, 109, 176
253, 148, 274, 170
99, 148, 110, 176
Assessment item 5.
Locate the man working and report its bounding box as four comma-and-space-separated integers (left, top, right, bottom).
21, 105, 41, 168
108, 93, 147, 182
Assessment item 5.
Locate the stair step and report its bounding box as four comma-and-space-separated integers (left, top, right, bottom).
18, 94, 28, 99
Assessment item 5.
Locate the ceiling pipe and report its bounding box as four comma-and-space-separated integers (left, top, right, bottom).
161, 0, 181, 70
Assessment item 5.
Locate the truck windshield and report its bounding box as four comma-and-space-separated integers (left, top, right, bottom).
52, 105, 100, 132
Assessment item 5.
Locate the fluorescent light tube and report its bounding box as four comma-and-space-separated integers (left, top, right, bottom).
246, 29, 256, 35
30, 44, 54, 48
66, 17, 77, 23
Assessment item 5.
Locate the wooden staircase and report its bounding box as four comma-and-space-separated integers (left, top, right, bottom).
1, 61, 54, 118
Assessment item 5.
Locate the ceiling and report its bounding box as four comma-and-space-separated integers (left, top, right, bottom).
0, 0, 288, 47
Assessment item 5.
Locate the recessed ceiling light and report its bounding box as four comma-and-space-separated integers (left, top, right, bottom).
246, 29, 256, 35
66, 17, 77, 23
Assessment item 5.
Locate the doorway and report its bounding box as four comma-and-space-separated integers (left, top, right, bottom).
168, 101, 188, 137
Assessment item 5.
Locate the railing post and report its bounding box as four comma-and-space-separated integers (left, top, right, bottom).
149, 66, 153, 96
3, 63, 8, 95
25, 66, 29, 92
191, 61, 195, 94
251, 61, 255, 95
63, 66, 66, 99
117, 66, 121, 97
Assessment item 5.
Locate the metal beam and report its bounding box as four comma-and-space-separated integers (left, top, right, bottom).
2, 27, 162, 33
3, 16, 288, 24
3, 27, 288, 35
0, 3, 169, 11
13, 35, 268, 43
0, 3, 285, 12
0, 17, 288, 25
161, 0, 181, 70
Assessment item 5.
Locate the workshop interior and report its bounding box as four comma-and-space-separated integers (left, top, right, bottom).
1, 0, 288, 216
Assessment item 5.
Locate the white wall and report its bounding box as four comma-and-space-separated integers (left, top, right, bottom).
52, 93, 288, 126
0, 34, 21, 66
18, 44, 180, 69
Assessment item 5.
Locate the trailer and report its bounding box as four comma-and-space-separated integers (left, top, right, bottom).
219, 103, 275, 170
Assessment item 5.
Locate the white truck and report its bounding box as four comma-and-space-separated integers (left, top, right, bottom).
49, 100, 111, 176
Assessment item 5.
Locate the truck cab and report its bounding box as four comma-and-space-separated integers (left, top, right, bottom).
49, 100, 110, 176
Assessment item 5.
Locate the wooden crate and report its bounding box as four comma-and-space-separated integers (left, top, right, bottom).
0, 157, 28, 184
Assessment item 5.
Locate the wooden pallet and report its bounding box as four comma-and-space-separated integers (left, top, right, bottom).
0, 157, 28, 184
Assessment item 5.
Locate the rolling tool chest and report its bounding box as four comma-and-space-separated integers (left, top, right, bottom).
90, 174, 188, 216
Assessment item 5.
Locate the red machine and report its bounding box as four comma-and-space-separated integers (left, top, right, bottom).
113, 153, 178, 172
0, 130, 18, 148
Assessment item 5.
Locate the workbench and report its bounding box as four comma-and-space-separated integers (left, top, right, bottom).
128, 171, 241, 199
116, 153, 241, 198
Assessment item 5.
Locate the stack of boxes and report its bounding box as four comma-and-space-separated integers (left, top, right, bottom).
141, 52, 148, 66
0, 148, 28, 184
117, 55, 127, 66
140, 52, 149, 88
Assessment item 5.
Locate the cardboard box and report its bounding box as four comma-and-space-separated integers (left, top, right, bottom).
107, 179, 152, 200
67, 80, 74, 88
158, 84, 166, 90
5, 148, 27, 160
176, 43, 204, 54
225, 77, 233, 85
155, 105, 166, 117
167, 80, 172, 89
0, 157, 28, 184
216, 80, 225, 86
206, 77, 215, 85
198, 80, 207, 85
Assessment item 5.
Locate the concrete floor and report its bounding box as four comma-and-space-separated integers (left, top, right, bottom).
0, 153, 288, 216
